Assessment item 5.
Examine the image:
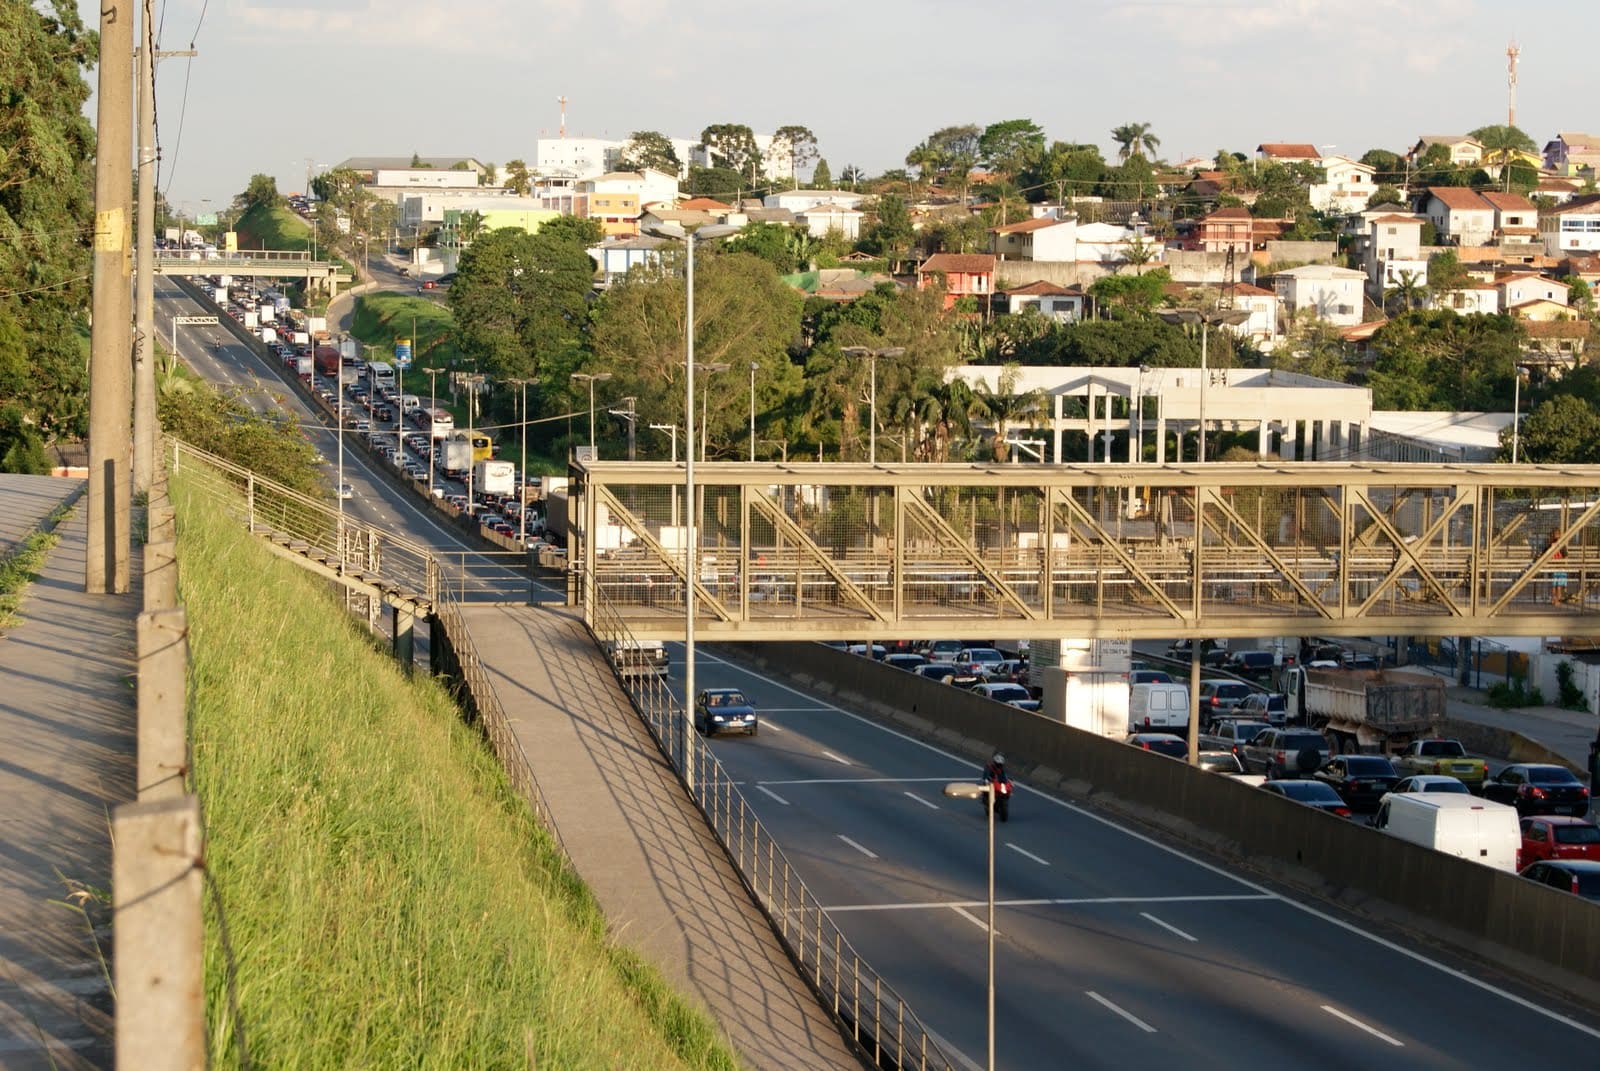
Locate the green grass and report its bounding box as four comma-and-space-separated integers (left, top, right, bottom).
174, 472, 741, 1069
235, 204, 312, 252
352, 292, 465, 372
0, 501, 72, 630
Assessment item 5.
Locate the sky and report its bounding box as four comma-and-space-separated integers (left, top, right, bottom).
78, 0, 1598, 216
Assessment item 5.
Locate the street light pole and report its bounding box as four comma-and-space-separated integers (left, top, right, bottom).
1156, 309, 1248, 463
507, 377, 536, 541
420, 366, 442, 499
841, 346, 905, 465
943, 780, 997, 1071
570, 372, 613, 457
1512, 366, 1523, 464
694, 362, 730, 461
749, 361, 759, 462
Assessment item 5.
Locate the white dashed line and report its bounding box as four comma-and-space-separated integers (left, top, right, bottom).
950, 906, 995, 934
837, 834, 877, 859
820, 750, 851, 765
1139, 912, 1198, 942
755, 785, 790, 806
903, 791, 940, 810
1087, 991, 1156, 1033
1005, 843, 1049, 866
1321, 1005, 1403, 1047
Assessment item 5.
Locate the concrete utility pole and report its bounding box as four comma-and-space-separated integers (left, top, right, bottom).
87, 1, 135, 593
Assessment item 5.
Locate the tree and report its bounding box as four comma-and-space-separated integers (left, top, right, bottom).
616, 130, 680, 174
1088, 268, 1171, 318
1024, 141, 1108, 204
1385, 270, 1427, 314
811, 158, 833, 190
1271, 311, 1352, 382
0, 0, 96, 470
771, 125, 819, 189
700, 123, 761, 179
839, 164, 864, 190
1111, 122, 1160, 162
1426, 250, 1469, 299
535, 215, 603, 248
447, 226, 598, 381
969, 365, 1048, 461
686, 165, 744, 200
502, 159, 532, 196
240, 173, 284, 213
928, 124, 982, 204
1359, 149, 1406, 184
1367, 184, 1406, 209
1469, 124, 1537, 154
979, 119, 1046, 176
905, 140, 941, 187
728, 221, 808, 275
1512, 396, 1600, 463
860, 194, 913, 269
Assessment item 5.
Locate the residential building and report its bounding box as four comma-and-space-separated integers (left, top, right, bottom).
1210, 282, 1279, 349
794, 202, 863, 240
533, 137, 625, 180
763, 189, 867, 214
1364, 213, 1428, 294
334, 155, 487, 182
1268, 264, 1366, 327
1498, 273, 1570, 311
1536, 176, 1584, 204
1256, 143, 1322, 165
1432, 283, 1499, 315
1542, 132, 1600, 177
1078, 222, 1160, 264
1186, 206, 1253, 254
998, 280, 1085, 321
1506, 296, 1573, 321
917, 253, 996, 310
990, 215, 1078, 261
582, 189, 640, 237
1557, 254, 1600, 289
587, 235, 669, 287
1522, 320, 1589, 366
1423, 187, 1495, 247
1308, 156, 1377, 214
1481, 191, 1539, 245
1539, 194, 1600, 256
399, 190, 542, 228
1409, 136, 1485, 168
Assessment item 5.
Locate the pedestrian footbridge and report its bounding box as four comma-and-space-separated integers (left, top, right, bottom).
566, 460, 1600, 643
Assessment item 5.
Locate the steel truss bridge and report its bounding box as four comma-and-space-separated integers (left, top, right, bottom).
156, 248, 351, 286
567, 461, 1600, 643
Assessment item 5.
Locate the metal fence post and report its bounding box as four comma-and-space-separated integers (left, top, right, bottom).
113, 794, 204, 1070
137, 607, 189, 800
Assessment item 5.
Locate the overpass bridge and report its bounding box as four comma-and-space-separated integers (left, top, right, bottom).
567, 460, 1600, 644
156, 248, 352, 290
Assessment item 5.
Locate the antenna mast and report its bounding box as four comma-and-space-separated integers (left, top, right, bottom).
558, 95, 568, 138
1506, 41, 1520, 128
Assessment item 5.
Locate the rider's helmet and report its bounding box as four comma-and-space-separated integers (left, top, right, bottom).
991, 752, 1004, 768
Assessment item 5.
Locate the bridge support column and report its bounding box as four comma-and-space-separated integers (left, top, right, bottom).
428, 613, 443, 676
393, 603, 415, 672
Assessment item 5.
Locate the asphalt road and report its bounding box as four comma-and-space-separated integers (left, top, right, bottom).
668, 647, 1600, 1070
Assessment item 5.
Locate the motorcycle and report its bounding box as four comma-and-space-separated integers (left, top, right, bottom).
982, 770, 1012, 822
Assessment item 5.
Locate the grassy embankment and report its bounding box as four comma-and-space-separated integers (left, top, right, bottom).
174, 471, 740, 1068
233, 204, 353, 313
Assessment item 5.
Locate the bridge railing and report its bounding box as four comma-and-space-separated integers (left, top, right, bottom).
588, 580, 955, 1071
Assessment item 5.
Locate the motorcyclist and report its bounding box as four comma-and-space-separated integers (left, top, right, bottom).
983, 752, 1008, 785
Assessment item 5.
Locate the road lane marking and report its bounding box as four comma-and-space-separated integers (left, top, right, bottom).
825, 893, 1274, 912
1321, 1005, 1403, 1047
756, 720, 781, 732
1140, 912, 1198, 942
755, 785, 790, 806
757, 776, 963, 785
761, 707, 829, 713
820, 750, 851, 765
837, 835, 877, 859
702, 651, 1600, 1043
1086, 991, 1157, 1033
1005, 843, 1049, 866
903, 791, 940, 810
950, 906, 995, 933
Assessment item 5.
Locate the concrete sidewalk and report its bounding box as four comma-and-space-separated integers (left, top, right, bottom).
0, 478, 139, 1070
1444, 686, 1599, 778
0, 474, 76, 558
460, 603, 865, 1071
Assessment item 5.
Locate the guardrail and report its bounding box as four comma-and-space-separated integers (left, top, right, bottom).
587, 582, 954, 1071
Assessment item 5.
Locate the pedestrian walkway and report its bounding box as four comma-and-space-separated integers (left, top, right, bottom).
0, 478, 139, 1070
1445, 686, 1599, 776
459, 603, 866, 1071
0, 474, 76, 558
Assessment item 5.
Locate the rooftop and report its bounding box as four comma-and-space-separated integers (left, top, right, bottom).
1257, 143, 1321, 159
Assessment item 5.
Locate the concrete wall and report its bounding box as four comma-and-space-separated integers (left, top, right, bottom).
736, 642, 1600, 999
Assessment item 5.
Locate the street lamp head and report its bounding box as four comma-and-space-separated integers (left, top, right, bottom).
942, 782, 991, 800
1157, 309, 1203, 327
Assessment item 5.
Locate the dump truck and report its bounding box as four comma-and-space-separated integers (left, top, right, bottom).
1281, 666, 1446, 754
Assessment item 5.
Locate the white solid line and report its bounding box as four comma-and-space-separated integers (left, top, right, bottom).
758, 776, 959, 786
757, 720, 782, 731
755, 785, 790, 806
1140, 912, 1198, 942
1321, 1005, 1404, 1047
1005, 842, 1050, 866
694, 650, 1600, 1043
825, 893, 1274, 913
760, 707, 828, 713
837, 834, 877, 859
1086, 991, 1157, 1034
820, 750, 851, 765
951, 905, 994, 933
903, 791, 941, 810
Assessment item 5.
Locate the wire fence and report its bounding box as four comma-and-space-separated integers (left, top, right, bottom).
587, 580, 955, 1071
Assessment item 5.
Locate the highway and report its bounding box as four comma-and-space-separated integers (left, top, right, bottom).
665, 647, 1600, 1069
154, 276, 1600, 1068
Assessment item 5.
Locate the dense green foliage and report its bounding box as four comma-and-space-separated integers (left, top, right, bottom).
157, 372, 326, 496
0, 1, 96, 471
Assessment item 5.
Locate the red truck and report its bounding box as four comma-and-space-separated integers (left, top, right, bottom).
313, 344, 340, 377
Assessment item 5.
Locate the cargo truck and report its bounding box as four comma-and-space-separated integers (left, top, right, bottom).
1038, 666, 1130, 737
442, 434, 474, 478
1281, 666, 1445, 754
473, 460, 515, 497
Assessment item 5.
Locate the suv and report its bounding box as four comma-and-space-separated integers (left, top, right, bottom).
1225, 650, 1278, 677
1200, 720, 1273, 762
1235, 692, 1287, 725
1242, 728, 1330, 780
1197, 680, 1253, 724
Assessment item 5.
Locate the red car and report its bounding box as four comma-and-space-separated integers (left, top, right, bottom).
1516, 816, 1600, 870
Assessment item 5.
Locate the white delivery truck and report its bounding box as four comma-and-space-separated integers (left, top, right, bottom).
1038, 666, 1129, 736
1129, 682, 1191, 731
473, 460, 515, 497
1372, 792, 1520, 871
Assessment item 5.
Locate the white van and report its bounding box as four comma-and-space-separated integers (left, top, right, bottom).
1372, 792, 1519, 871
1129, 682, 1190, 731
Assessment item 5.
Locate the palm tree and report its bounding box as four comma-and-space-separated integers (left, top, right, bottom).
905, 141, 943, 192
840, 164, 864, 191
1112, 122, 1161, 163
1386, 270, 1426, 314
916, 378, 977, 461
970, 366, 1048, 462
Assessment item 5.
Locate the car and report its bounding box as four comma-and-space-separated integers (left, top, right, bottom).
1168, 640, 1230, 667
973, 682, 1038, 711
989, 659, 1029, 684
914, 663, 961, 682
1127, 732, 1188, 759
883, 653, 927, 672
1130, 669, 1173, 685
1386, 774, 1471, 797
1234, 692, 1287, 725
1197, 680, 1253, 724
954, 647, 1006, 675
693, 688, 758, 737
1518, 859, 1600, 901
1198, 720, 1273, 763
846, 643, 887, 660
336, 483, 354, 500
421, 279, 437, 289
1225, 650, 1279, 677
1481, 764, 1591, 817
1516, 816, 1600, 869
1259, 778, 1353, 818
1312, 754, 1400, 812
1242, 728, 1330, 780
1393, 739, 1488, 792
919, 639, 964, 663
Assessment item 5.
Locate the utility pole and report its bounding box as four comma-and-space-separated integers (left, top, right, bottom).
609, 397, 638, 461
87, 1, 135, 593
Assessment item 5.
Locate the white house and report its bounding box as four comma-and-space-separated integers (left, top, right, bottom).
763, 189, 866, 214
1498, 273, 1570, 312
1364, 213, 1428, 294
1077, 222, 1159, 264
580, 168, 680, 207
1308, 156, 1377, 214
587, 235, 669, 287
999, 280, 1085, 321
1423, 187, 1495, 247
794, 203, 863, 240
1481, 191, 1539, 245
532, 137, 626, 179
1221, 282, 1280, 350
1540, 194, 1600, 256
1432, 283, 1499, 315
1269, 264, 1366, 326
1410, 135, 1485, 168
990, 215, 1078, 261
